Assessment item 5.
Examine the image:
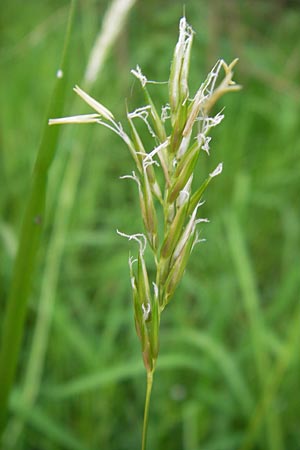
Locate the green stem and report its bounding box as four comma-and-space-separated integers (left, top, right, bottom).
141, 370, 154, 450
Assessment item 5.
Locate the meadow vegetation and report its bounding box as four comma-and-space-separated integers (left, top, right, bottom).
1, 1, 300, 449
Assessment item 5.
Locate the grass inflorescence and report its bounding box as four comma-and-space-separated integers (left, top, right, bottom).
50, 17, 240, 450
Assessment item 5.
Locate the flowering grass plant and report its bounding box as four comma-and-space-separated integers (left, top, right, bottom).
50, 16, 240, 450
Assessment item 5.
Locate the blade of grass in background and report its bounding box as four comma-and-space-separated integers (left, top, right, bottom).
0, 0, 77, 437
239, 300, 300, 450
43, 328, 251, 413
3, 0, 137, 448
224, 209, 284, 450
43, 353, 207, 399
10, 395, 90, 450
164, 329, 253, 415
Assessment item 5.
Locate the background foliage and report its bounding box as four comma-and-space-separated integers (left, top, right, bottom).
1, 1, 300, 449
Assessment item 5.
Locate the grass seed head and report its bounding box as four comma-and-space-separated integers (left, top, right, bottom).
49, 16, 239, 373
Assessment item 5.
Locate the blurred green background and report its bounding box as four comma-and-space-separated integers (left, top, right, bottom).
1, 0, 300, 449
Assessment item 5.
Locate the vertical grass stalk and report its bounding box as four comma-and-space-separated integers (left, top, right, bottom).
0, 0, 77, 436
141, 371, 154, 450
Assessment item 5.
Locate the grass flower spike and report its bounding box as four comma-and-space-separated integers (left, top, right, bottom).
49, 16, 240, 450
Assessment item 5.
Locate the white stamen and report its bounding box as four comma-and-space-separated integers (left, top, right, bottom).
128, 105, 152, 119
192, 232, 207, 250
161, 104, 171, 122
120, 171, 140, 186
117, 229, 147, 254
195, 218, 209, 224
131, 65, 147, 87
131, 64, 167, 87
210, 162, 223, 178
201, 136, 211, 154
142, 302, 151, 320
143, 158, 160, 170
130, 277, 135, 290
142, 139, 169, 170
177, 189, 190, 206
129, 255, 138, 267
177, 176, 193, 208
152, 282, 159, 298
128, 105, 156, 138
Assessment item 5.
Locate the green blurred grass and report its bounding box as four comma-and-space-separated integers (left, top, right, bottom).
1, 1, 300, 449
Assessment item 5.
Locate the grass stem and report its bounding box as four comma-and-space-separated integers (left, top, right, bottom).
141, 371, 154, 450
